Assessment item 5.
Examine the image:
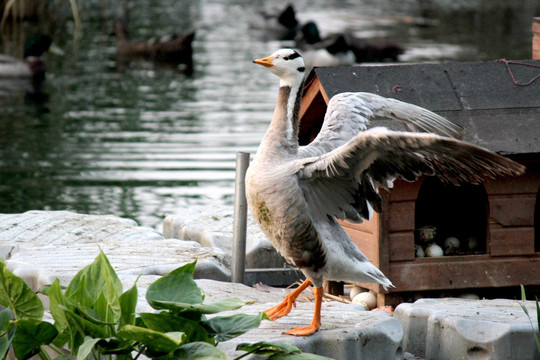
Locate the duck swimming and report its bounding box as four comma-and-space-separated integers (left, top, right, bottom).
246, 48, 525, 336
249, 4, 299, 40
112, 18, 195, 73
296, 23, 355, 70
0, 33, 56, 93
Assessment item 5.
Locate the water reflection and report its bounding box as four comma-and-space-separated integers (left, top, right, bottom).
0, 0, 538, 228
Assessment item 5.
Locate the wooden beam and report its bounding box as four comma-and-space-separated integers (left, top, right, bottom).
388, 255, 540, 292
533, 17, 540, 60
300, 76, 327, 119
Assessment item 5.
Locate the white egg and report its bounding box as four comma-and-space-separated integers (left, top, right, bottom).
444, 236, 460, 249
444, 236, 460, 255
352, 291, 377, 310
425, 243, 444, 257
349, 285, 365, 300
415, 244, 425, 258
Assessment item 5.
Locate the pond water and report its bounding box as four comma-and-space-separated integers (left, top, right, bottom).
0, 0, 537, 229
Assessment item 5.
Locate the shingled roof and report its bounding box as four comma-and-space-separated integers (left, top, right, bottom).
299, 60, 540, 160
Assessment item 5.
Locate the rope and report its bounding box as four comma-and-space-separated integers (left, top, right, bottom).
497, 59, 540, 86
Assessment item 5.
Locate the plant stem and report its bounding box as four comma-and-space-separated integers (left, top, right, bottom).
233, 347, 261, 360
47, 343, 65, 355
38, 346, 52, 360
133, 344, 145, 360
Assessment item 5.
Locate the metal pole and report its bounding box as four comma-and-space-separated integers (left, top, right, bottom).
232, 152, 250, 283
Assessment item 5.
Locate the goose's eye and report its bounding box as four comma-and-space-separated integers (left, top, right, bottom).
283, 55, 289, 60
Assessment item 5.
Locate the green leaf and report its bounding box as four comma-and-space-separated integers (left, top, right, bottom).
0, 307, 12, 330
77, 336, 101, 360
196, 297, 248, 314
174, 342, 227, 360
0, 262, 44, 320
94, 337, 135, 356
146, 262, 203, 311
90, 291, 118, 328
0, 308, 15, 360
536, 296, 540, 335
48, 279, 85, 351
119, 280, 139, 328
236, 342, 335, 359
117, 324, 185, 354
48, 279, 71, 331
236, 342, 302, 356
139, 312, 211, 343
54, 355, 77, 360
267, 354, 336, 360
518, 285, 540, 355
150, 297, 247, 315
12, 318, 58, 360
61, 305, 109, 343
203, 313, 266, 342
65, 250, 122, 323
52, 329, 70, 348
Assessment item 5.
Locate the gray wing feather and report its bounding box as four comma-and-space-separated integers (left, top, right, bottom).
297, 129, 525, 223
298, 92, 464, 159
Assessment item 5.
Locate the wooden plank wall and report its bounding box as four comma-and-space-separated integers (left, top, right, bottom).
485, 169, 539, 256
534, 17, 540, 60
339, 168, 539, 299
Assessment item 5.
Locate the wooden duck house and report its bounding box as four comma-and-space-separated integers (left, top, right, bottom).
298, 60, 540, 306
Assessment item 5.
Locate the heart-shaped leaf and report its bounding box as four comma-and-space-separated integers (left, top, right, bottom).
146, 262, 203, 311
0, 262, 43, 320
236, 342, 301, 356
77, 336, 101, 360
139, 312, 211, 343
119, 280, 138, 328
65, 250, 122, 323
117, 324, 185, 354
0, 308, 15, 359
203, 313, 266, 342
174, 342, 227, 360
12, 318, 58, 360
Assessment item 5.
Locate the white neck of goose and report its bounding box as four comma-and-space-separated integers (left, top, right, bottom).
263, 72, 304, 154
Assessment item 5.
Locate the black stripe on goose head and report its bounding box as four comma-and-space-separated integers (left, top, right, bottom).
283, 50, 301, 61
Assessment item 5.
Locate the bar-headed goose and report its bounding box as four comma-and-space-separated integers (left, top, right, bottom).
247, 49, 525, 336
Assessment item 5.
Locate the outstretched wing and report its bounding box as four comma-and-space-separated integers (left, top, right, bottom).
298, 92, 464, 159
296, 128, 525, 223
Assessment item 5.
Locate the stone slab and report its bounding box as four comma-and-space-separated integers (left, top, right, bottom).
0, 210, 232, 288
394, 298, 540, 360
215, 295, 403, 360
0, 210, 405, 359
162, 205, 290, 269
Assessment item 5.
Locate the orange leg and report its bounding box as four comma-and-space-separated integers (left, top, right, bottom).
284, 286, 323, 336
264, 279, 312, 320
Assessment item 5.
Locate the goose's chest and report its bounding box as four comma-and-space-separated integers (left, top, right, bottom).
245, 163, 302, 235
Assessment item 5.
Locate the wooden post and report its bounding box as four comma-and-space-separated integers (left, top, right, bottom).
533, 17, 540, 60
232, 152, 250, 283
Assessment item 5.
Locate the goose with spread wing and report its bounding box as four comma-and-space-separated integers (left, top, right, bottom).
246, 49, 525, 336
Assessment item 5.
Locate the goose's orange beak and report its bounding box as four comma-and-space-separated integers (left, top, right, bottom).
253, 55, 274, 67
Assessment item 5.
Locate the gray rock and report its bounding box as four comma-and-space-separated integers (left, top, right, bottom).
0, 210, 231, 287
163, 205, 289, 269
395, 298, 540, 360
218, 299, 404, 360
